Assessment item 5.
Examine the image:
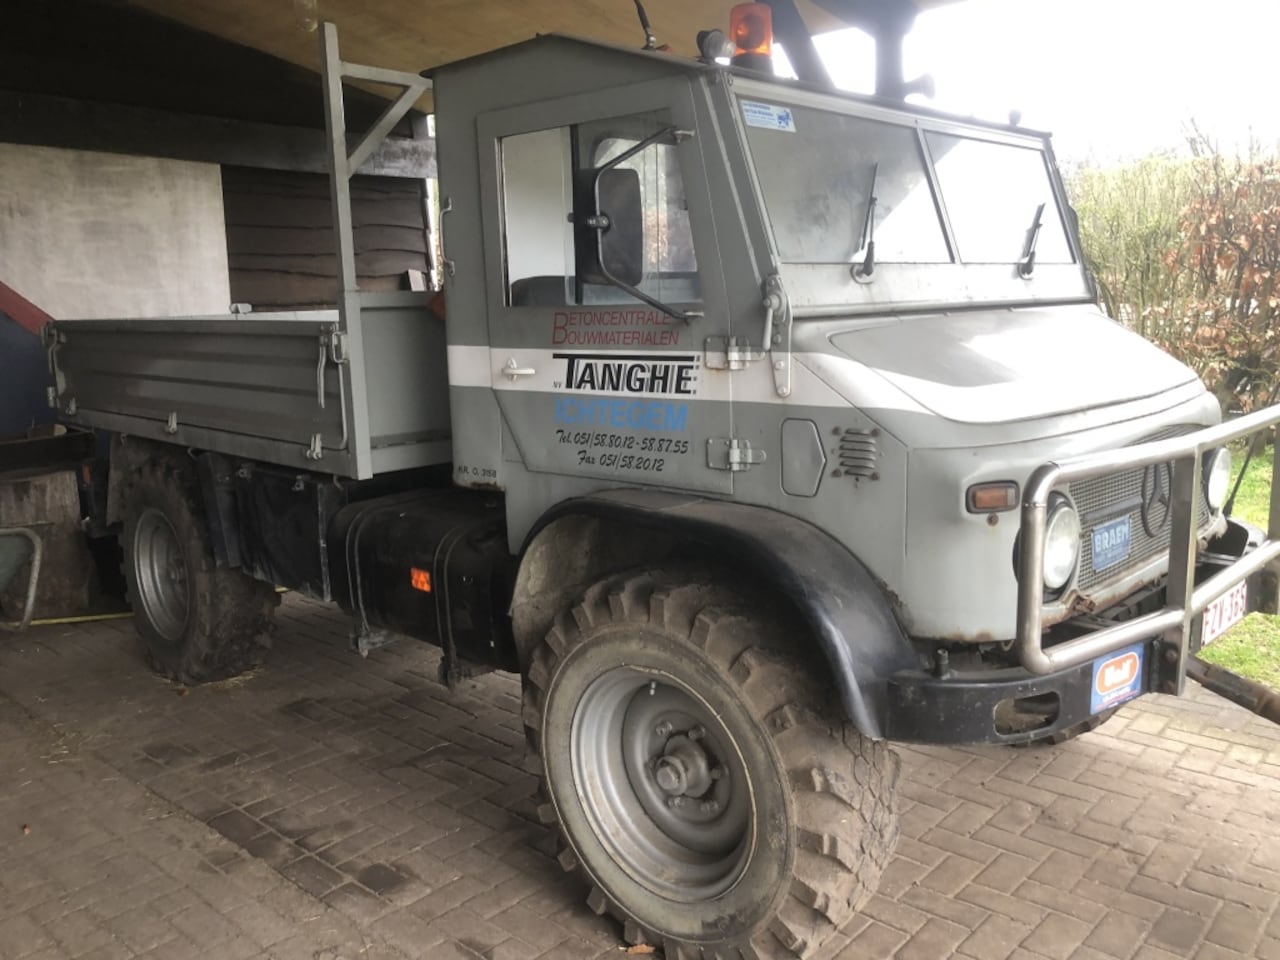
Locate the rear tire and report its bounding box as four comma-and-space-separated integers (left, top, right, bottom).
522, 569, 899, 960
122, 455, 277, 684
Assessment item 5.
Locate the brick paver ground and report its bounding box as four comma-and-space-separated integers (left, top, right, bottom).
1, 595, 1278, 960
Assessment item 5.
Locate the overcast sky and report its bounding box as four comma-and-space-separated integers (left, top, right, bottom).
808, 0, 1280, 163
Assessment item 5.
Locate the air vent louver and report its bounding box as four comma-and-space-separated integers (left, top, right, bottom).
838, 428, 879, 479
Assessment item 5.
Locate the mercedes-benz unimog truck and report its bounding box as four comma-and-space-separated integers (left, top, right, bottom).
43, 9, 1280, 959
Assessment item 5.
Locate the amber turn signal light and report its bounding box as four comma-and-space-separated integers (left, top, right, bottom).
730, 3, 772, 61
410, 567, 432, 592
966, 482, 1020, 514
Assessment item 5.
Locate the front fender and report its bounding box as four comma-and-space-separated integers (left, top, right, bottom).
516, 489, 921, 739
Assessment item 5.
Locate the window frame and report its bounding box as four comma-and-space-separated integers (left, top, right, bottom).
740, 102, 955, 267
727, 76, 1092, 318
477, 77, 718, 321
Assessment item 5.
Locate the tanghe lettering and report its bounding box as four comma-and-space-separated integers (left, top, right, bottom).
554, 352, 698, 397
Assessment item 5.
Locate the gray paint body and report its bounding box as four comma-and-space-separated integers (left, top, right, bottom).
431, 36, 1221, 643
49, 35, 1223, 649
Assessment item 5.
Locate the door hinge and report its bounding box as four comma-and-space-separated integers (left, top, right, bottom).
704, 336, 764, 371
707, 437, 766, 472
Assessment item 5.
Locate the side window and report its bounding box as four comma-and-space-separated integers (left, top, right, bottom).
500, 127, 575, 307
499, 111, 701, 308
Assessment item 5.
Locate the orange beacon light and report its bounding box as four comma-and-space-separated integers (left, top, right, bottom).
730, 3, 773, 71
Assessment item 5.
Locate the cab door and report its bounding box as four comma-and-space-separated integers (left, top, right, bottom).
475, 79, 732, 494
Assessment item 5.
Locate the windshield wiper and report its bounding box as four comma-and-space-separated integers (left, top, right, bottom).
1018, 202, 1045, 279
854, 162, 878, 282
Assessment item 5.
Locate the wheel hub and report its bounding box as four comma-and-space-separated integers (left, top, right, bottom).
132, 507, 190, 643
653, 733, 712, 797
569, 667, 753, 901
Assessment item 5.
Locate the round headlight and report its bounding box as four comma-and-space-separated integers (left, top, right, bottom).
1043, 501, 1081, 591
1204, 447, 1232, 512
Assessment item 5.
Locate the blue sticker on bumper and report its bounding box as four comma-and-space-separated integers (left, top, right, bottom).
1090, 642, 1145, 714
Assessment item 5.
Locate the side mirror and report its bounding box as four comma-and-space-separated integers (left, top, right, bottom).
575, 167, 643, 287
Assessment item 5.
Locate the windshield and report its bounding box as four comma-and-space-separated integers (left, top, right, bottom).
926, 132, 1073, 264
740, 98, 1074, 269
741, 100, 950, 265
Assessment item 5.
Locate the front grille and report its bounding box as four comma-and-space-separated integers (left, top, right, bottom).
1070, 425, 1212, 594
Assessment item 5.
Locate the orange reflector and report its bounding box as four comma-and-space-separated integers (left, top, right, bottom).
730, 3, 772, 57
410, 567, 432, 592
966, 482, 1020, 514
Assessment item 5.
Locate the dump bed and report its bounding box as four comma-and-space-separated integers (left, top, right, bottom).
47, 291, 451, 480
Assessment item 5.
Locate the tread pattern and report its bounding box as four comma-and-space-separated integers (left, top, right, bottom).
522, 569, 900, 960
123, 453, 278, 684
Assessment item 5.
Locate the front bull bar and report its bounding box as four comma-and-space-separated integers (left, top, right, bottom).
1017, 405, 1280, 691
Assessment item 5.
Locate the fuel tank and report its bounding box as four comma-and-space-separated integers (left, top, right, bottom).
328, 488, 517, 676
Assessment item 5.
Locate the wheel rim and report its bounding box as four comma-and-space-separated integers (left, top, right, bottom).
570, 666, 753, 901
133, 507, 189, 642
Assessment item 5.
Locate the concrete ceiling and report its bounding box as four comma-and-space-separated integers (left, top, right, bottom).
129, 0, 958, 101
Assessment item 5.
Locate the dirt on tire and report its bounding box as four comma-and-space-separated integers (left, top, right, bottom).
122, 452, 278, 684
522, 568, 899, 960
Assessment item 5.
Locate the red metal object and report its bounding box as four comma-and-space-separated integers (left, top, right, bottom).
0, 280, 53, 334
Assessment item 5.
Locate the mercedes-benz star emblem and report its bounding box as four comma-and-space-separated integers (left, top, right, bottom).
1141, 462, 1174, 536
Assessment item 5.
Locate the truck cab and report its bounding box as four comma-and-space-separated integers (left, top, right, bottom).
434, 32, 1232, 724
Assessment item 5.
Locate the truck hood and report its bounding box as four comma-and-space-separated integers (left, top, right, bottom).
827, 305, 1200, 424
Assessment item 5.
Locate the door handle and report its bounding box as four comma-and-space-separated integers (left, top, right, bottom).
503, 357, 536, 380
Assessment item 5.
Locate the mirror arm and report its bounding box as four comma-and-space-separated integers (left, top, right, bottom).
589, 126, 703, 322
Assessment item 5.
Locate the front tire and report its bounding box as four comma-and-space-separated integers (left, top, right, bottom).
522, 570, 899, 960
122, 455, 277, 684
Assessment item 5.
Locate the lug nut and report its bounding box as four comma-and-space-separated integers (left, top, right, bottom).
654, 722, 673, 738
710, 766, 726, 780
667, 796, 686, 809
688, 725, 705, 741
699, 800, 719, 814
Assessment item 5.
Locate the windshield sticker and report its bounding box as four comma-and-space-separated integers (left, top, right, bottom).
741, 101, 796, 133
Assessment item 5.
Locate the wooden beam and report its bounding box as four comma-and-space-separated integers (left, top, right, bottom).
0, 91, 434, 179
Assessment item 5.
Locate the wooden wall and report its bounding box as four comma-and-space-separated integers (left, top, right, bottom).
222, 167, 431, 310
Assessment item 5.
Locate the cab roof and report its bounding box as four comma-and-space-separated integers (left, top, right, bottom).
427, 32, 1052, 143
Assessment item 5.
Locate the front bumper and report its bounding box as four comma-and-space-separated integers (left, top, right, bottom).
884, 537, 1267, 745
1015, 406, 1280, 677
